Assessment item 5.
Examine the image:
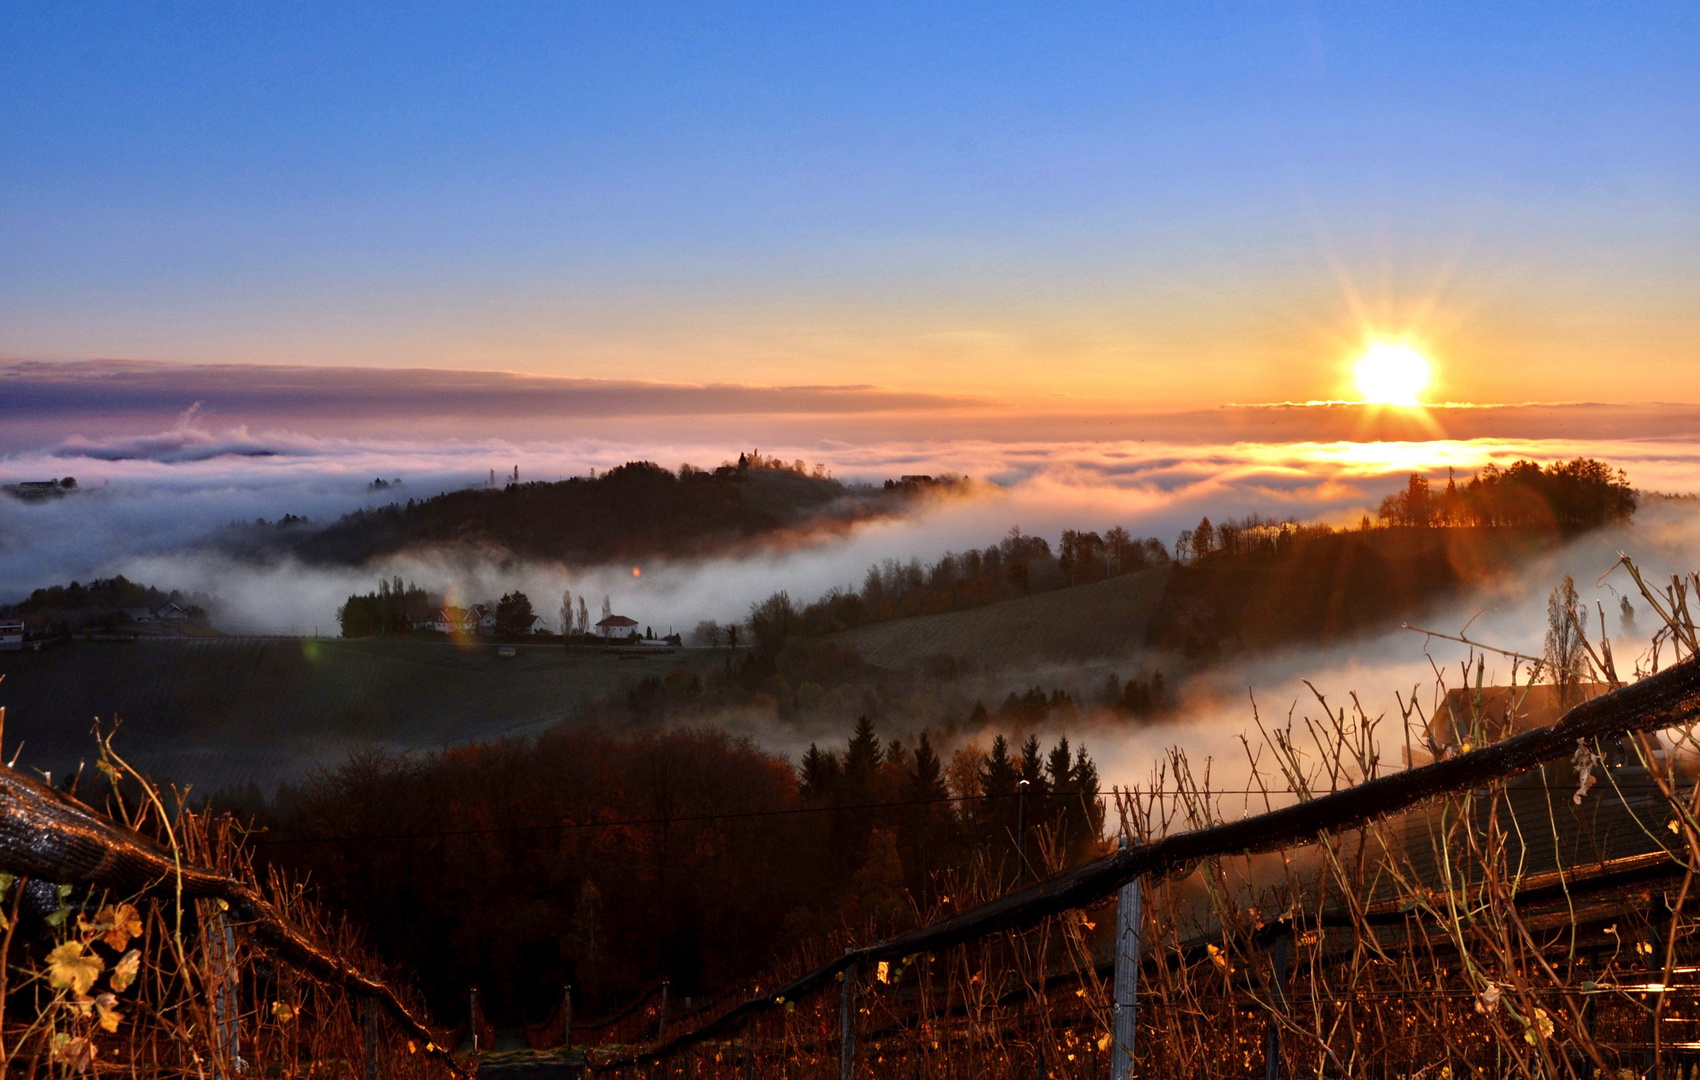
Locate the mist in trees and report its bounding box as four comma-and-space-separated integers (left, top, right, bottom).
1377, 458, 1634, 529
748, 592, 797, 655
337, 577, 435, 637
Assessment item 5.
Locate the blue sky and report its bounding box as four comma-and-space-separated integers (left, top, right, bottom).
3, 2, 1696, 408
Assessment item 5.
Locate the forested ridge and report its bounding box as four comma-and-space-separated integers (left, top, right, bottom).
766, 456, 1637, 656
245, 717, 1103, 1026
221, 455, 962, 566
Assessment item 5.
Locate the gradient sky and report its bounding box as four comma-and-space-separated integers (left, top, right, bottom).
4, 3, 1696, 411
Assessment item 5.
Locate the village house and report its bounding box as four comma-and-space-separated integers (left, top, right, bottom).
156, 601, 192, 622
466, 603, 499, 636
430, 606, 472, 634
0, 620, 24, 652
595, 614, 639, 639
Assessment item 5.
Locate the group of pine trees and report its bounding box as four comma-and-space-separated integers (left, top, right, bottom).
247, 716, 1111, 1027
336, 577, 436, 637
796, 718, 1105, 910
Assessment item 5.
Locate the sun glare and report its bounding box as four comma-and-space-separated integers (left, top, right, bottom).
1354, 343, 1431, 406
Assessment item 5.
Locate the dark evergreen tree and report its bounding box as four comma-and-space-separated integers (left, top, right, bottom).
495, 590, 536, 636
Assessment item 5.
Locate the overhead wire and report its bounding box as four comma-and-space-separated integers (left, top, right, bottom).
251, 785, 1325, 848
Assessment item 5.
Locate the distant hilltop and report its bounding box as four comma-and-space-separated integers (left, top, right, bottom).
3, 477, 77, 500
214, 453, 969, 567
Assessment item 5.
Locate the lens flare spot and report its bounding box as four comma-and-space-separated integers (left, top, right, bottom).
1354, 343, 1431, 406
632, 567, 642, 578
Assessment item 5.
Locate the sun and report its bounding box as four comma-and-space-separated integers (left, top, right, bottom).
1354, 343, 1431, 406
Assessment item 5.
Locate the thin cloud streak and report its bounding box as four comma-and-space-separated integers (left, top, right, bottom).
7, 362, 1700, 453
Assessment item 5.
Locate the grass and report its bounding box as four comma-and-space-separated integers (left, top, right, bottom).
0, 638, 733, 794
825, 566, 1171, 670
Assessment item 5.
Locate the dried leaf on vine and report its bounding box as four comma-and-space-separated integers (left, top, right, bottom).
51, 1033, 96, 1073
48, 942, 103, 996
1523, 1007, 1554, 1044
97, 904, 143, 951
272, 1001, 297, 1024
109, 949, 141, 993
1475, 982, 1501, 1015
94, 993, 122, 1033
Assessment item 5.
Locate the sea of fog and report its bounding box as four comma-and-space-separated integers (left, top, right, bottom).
5, 420, 1700, 794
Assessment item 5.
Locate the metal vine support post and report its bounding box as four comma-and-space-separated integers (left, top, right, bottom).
362, 999, 379, 1080
658, 978, 671, 1039
1110, 835, 1140, 1080
1262, 934, 1289, 1080
205, 905, 241, 1080
1017, 778, 1030, 885
839, 949, 858, 1080
594, 653, 1700, 1070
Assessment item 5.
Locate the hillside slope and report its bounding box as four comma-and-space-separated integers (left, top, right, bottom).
825, 565, 1171, 669
0, 639, 725, 792
220, 462, 941, 566
1146, 526, 1563, 657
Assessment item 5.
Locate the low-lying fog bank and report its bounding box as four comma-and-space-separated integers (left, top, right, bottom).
5, 420, 1700, 805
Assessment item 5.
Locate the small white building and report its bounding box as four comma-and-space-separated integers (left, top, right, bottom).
466, 603, 499, 636
595, 614, 639, 638
431, 606, 472, 634
0, 620, 24, 652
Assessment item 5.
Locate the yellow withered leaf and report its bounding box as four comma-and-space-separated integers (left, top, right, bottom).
98, 904, 143, 951
48, 942, 103, 996
94, 993, 122, 1034
108, 949, 141, 993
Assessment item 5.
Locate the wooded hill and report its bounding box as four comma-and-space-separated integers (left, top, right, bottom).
1145, 525, 1565, 658
786, 457, 1637, 666
219, 456, 965, 566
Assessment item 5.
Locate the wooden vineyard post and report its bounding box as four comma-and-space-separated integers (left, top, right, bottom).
563, 984, 573, 1051
658, 979, 671, 1040
839, 948, 858, 1080
1263, 933, 1289, 1080
362, 998, 379, 1080
1110, 835, 1140, 1080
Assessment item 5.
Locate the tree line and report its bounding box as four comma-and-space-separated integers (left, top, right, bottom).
242, 716, 1108, 1030
1, 575, 207, 627
762, 526, 1171, 639
1375, 457, 1635, 529
760, 456, 1636, 647
221, 454, 937, 568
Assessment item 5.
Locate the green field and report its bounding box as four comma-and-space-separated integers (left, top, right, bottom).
0, 638, 729, 793
825, 565, 1171, 669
